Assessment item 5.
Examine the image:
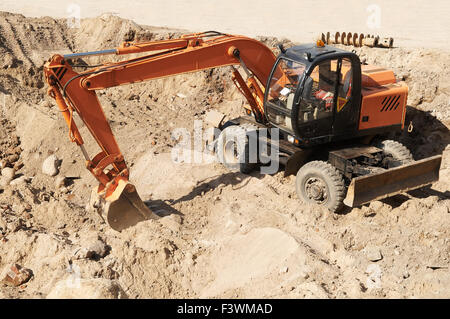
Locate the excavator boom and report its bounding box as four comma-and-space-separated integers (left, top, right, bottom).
44, 32, 276, 231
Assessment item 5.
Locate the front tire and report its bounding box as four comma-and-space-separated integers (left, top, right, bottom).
296, 161, 346, 212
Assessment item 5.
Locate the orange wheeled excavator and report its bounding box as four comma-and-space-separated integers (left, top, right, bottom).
44, 32, 441, 231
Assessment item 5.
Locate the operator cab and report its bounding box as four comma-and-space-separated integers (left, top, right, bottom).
264, 43, 362, 146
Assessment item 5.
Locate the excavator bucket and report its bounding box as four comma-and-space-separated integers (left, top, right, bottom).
344, 155, 442, 207
97, 179, 160, 231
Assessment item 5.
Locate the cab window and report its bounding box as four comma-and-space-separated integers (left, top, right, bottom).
267, 59, 306, 110
337, 58, 353, 110
298, 59, 338, 124
266, 58, 306, 131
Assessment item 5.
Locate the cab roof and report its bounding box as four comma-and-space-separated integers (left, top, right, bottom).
282, 44, 355, 64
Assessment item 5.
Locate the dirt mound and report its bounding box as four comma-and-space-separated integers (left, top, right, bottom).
0, 12, 449, 299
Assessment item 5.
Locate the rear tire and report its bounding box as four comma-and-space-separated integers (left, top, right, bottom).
296, 161, 346, 212
375, 139, 414, 167
216, 125, 257, 174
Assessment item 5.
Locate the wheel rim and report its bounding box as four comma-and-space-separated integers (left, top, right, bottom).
304, 177, 328, 204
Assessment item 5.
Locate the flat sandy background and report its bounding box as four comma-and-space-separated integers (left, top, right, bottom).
1, 0, 449, 49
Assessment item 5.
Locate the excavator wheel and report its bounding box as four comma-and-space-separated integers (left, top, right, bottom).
216, 125, 257, 174
296, 161, 346, 212
375, 139, 414, 168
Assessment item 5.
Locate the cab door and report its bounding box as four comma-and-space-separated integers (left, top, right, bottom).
264, 58, 307, 135
332, 57, 362, 135
295, 58, 339, 140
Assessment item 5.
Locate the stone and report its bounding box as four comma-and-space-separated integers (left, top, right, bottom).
10, 176, 30, 186
0, 176, 11, 187
86, 239, 108, 259
364, 247, 383, 262
42, 154, 59, 176
279, 266, 289, 273
74, 239, 108, 260
55, 175, 67, 188
46, 278, 127, 299
1, 264, 33, 287
1, 167, 15, 181
0, 167, 15, 186
369, 201, 384, 211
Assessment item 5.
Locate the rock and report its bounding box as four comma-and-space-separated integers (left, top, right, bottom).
369, 201, 384, 211
74, 239, 108, 260
46, 278, 127, 299
6, 154, 19, 164
86, 239, 108, 259
0, 167, 15, 186
1, 264, 33, 287
8, 219, 25, 232
42, 154, 59, 176
279, 266, 289, 273
13, 161, 24, 171
55, 175, 67, 188
10, 176, 30, 186
364, 247, 383, 262
1, 167, 15, 181
0, 177, 11, 187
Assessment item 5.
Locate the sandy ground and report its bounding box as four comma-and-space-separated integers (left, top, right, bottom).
0, 11, 449, 299
0, 0, 449, 50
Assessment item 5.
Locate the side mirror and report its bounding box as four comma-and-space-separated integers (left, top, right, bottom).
302, 77, 313, 100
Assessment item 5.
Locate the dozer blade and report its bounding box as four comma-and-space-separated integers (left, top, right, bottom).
102, 179, 159, 232
344, 155, 442, 207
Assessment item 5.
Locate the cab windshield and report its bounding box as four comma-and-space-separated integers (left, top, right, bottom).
267, 58, 306, 110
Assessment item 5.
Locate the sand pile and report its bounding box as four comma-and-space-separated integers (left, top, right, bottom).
0, 12, 449, 299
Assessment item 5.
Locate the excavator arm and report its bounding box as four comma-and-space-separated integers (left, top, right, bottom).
43, 32, 276, 231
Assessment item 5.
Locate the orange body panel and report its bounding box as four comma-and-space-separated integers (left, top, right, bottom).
359, 82, 408, 130
361, 64, 396, 87
357, 63, 408, 131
